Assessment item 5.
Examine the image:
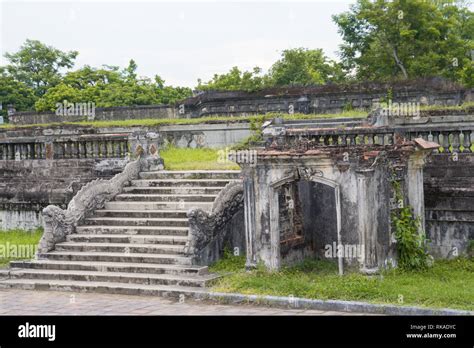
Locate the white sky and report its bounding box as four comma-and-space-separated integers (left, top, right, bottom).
0, 0, 378, 87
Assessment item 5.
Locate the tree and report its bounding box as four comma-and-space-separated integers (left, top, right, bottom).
35, 64, 192, 111
333, 0, 474, 85
0, 67, 36, 119
4, 39, 78, 96
197, 66, 265, 92
123, 59, 138, 82
266, 48, 346, 86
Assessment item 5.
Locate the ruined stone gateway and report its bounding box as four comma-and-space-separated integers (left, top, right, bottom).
241, 128, 439, 274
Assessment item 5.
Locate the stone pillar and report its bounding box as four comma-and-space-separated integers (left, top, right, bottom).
406, 150, 428, 233
243, 172, 257, 269
356, 168, 378, 272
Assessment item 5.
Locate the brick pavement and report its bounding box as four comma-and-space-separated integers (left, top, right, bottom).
0, 289, 370, 315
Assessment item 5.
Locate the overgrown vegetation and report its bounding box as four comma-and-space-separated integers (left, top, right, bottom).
159, 146, 239, 170
391, 180, 431, 271
209, 254, 474, 311
0, 227, 43, 267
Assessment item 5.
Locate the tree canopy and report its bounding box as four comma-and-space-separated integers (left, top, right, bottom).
1, 0, 472, 117
332, 0, 474, 86
35, 61, 192, 111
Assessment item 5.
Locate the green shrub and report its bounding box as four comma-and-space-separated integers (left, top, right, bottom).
391, 181, 431, 271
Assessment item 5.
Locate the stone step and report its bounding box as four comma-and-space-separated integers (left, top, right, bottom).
6, 269, 218, 288
123, 186, 223, 195
39, 251, 192, 265
0, 278, 207, 298
94, 210, 188, 219
83, 217, 189, 227
55, 242, 185, 255
104, 201, 213, 211
139, 170, 241, 180
114, 194, 217, 202
76, 225, 189, 236
10, 260, 208, 276
67, 234, 188, 245
131, 179, 235, 188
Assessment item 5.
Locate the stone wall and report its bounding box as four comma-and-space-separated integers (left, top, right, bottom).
8, 78, 473, 125
424, 153, 474, 258
183, 79, 472, 118
9, 105, 175, 125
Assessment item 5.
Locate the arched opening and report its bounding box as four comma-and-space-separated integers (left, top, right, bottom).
274, 176, 343, 273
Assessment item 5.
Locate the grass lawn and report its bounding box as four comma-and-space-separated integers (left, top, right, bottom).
209, 253, 474, 311
0, 228, 43, 267
160, 147, 240, 170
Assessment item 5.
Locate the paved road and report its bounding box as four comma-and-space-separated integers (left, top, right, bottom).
0, 289, 368, 315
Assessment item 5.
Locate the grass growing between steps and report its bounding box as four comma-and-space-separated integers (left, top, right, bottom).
0, 228, 43, 267
209, 252, 474, 311
160, 147, 240, 170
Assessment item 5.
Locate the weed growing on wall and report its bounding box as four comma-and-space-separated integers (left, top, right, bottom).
391, 180, 431, 271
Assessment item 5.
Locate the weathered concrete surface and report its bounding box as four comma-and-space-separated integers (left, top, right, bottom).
241, 135, 433, 272
187, 179, 245, 265
160, 123, 251, 148
424, 153, 474, 257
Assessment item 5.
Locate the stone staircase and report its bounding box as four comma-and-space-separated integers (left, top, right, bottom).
0, 170, 241, 297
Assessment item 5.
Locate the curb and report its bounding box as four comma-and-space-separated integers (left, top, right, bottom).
194, 292, 473, 316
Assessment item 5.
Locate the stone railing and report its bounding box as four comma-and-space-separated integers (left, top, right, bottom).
0, 142, 46, 160
36, 131, 163, 254
52, 135, 129, 159
402, 126, 473, 153
267, 126, 473, 154
0, 134, 129, 161
270, 127, 397, 150
186, 180, 245, 265
37, 158, 144, 254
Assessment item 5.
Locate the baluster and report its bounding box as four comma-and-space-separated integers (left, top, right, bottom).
373, 134, 380, 145
14, 144, 20, 160
25, 144, 30, 160
440, 132, 450, 153
430, 131, 440, 153
36, 143, 42, 159
56, 142, 64, 159
84, 142, 90, 158
74, 142, 80, 159
101, 141, 107, 158
451, 131, 461, 153
107, 140, 113, 157
461, 130, 472, 153
367, 134, 374, 145
93, 141, 100, 158
122, 141, 129, 158
27, 144, 32, 159
113, 141, 120, 157
19, 144, 24, 160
